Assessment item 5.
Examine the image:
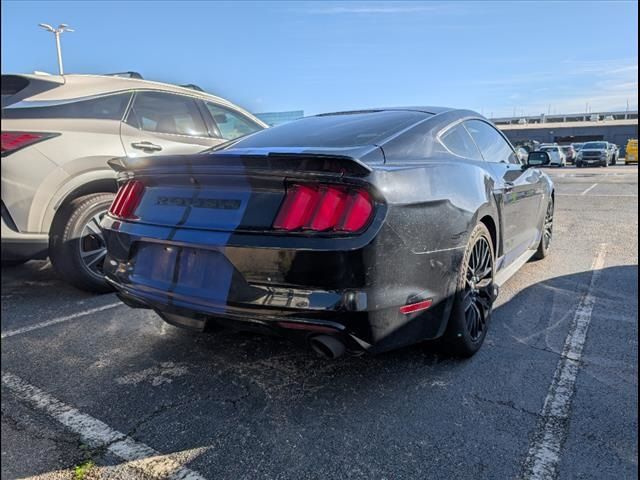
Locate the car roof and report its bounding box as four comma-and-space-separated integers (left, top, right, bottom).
4, 73, 267, 126
316, 106, 454, 116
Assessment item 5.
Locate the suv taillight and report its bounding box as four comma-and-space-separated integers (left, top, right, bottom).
109, 180, 145, 219
273, 184, 374, 233
1, 131, 57, 156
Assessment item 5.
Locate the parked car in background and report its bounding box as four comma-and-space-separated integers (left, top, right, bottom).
515, 147, 529, 163
576, 141, 611, 168
539, 144, 567, 167
513, 139, 540, 153
560, 145, 577, 164
607, 142, 619, 165
572, 142, 585, 153
1, 73, 267, 291
625, 139, 638, 164
101, 108, 555, 358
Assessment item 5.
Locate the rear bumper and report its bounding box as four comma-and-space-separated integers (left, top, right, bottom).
101, 215, 457, 353
1, 218, 48, 261
579, 157, 606, 165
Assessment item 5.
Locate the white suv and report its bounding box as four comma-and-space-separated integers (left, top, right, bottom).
1, 72, 267, 291
538, 144, 567, 167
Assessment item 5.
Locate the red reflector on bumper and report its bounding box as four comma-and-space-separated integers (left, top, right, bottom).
400, 299, 433, 315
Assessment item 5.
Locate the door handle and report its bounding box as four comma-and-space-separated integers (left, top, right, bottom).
131, 141, 162, 152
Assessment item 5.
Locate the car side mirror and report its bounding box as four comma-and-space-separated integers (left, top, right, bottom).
526, 151, 550, 168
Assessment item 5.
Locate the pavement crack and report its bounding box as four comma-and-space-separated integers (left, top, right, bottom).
470, 394, 541, 417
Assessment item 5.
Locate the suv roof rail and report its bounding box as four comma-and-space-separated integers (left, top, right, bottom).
103, 71, 143, 79
179, 83, 204, 92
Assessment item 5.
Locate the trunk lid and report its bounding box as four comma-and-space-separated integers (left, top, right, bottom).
110, 147, 382, 233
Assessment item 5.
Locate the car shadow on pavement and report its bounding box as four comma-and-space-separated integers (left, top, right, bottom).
1, 263, 637, 479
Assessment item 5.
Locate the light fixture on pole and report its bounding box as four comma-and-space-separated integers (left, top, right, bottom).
38, 23, 74, 75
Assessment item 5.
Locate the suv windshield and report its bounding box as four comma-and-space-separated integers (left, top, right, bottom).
583, 142, 607, 149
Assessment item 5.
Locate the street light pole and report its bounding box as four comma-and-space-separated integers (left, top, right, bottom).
54, 30, 63, 74
38, 23, 74, 75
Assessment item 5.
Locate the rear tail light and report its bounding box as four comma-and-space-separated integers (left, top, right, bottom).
273, 183, 374, 233
1, 131, 57, 156
109, 180, 145, 219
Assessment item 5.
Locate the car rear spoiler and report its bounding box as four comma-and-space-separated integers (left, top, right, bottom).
107, 150, 378, 177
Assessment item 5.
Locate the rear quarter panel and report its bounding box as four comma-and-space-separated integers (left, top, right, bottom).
3, 118, 124, 232
363, 160, 499, 337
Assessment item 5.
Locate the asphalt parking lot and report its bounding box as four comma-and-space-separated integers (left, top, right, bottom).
1, 163, 637, 480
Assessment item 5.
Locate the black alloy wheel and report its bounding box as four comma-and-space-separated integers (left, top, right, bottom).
462, 236, 494, 342
444, 223, 496, 356
533, 197, 554, 260
542, 200, 553, 250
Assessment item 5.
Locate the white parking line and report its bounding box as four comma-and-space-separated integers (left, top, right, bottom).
522, 244, 607, 480
580, 183, 598, 195
1, 302, 122, 339
1, 372, 207, 480
557, 193, 638, 198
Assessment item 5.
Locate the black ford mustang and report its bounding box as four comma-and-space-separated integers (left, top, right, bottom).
102, 107, 554, 358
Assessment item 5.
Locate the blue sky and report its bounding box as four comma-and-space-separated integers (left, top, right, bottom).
1, 1, 638, 117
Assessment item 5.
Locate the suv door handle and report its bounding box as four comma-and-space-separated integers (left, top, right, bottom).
131, 141, 162, 152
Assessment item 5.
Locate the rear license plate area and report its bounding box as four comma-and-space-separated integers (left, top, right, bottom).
131, 242, 236, 304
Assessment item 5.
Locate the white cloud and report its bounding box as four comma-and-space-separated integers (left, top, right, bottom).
475, 58, 638, 116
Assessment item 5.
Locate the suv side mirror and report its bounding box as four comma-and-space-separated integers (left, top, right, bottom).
527, 151, 550, 168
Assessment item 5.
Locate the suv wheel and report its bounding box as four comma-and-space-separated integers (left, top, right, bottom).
50, 193, 115, 293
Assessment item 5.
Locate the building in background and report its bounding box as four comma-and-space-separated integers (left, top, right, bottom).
494, 110, 638, 156
254, 110, 304, 127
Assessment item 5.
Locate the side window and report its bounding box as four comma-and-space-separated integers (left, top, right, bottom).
464, 119, 519, 164
126, 92, 207, 137
2, 93, 132, 120
203, 102, 262, 140
439, 123, 482, 160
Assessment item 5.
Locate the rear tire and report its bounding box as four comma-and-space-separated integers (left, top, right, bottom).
532, 197, 554, 260
50, 193, 115, 293
444, 223, 496, 357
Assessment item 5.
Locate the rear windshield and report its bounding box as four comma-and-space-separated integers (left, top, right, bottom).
3, 93, 132, 121
225, 110, 431, 148
529, 152, 548, 160
1, 75, 62, 109
1, 75, 29, 99
583, 142, 607, 149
